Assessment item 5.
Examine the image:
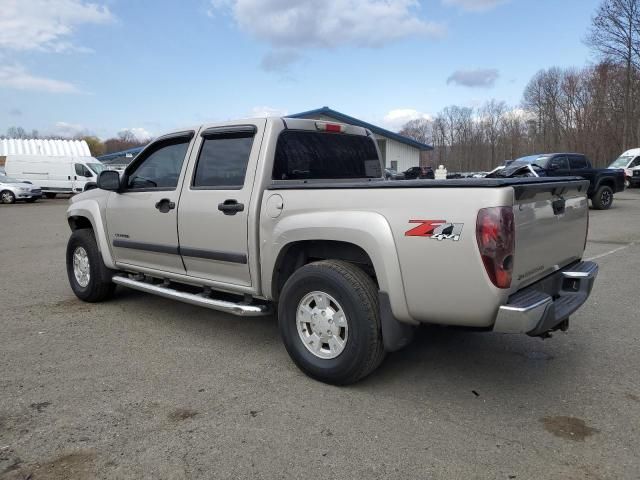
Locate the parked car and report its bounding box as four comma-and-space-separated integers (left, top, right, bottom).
0, 175, 42, 204
4, 155, 107, 198
403, 166, 434, 179
486, 153, 625, 210
65, 117, 597, 385
609, 149, 640, 188
384, 168, 404, 180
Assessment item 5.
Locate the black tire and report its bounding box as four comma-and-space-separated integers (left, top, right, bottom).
44, 192, 57, 199
278, 260, 385, 385
1, 190, 16, 204
66, 229, 116, 302
592, 185, 614, 210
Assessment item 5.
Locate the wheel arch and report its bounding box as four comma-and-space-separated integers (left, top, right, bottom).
67, 201, 116, 269
262, 211, 413, 323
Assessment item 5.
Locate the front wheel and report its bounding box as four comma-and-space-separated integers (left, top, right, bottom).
592, 185, 614, 210
66, 229, 116, 302
1, 190, 16, 204
278, 260, 385, 385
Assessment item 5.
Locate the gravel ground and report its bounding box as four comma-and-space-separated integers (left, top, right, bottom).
1, 190, 639, 480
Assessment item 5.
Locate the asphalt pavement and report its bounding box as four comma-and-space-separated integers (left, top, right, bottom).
1, 190, 639, 479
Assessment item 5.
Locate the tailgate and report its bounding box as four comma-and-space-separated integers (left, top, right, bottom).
511, 179, 590, 291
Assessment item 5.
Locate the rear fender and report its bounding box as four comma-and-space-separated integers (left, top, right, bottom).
262, 211, 415, 324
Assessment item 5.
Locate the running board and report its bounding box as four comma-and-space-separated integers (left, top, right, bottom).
112, 275, 271, 317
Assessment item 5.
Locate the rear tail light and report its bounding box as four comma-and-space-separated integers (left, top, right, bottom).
476, 207, 515, 289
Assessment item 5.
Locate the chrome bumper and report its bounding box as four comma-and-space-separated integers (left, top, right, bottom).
493, 261, 598, 336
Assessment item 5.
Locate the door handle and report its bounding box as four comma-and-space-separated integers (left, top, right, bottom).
155, 198, 176, 213
218, 199, 244, 215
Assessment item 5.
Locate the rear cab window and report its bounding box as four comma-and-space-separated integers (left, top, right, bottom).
273, 131, 382, 181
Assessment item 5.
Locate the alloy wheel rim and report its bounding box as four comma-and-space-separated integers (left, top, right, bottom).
1, 192, 13, 203
601, 190, 611, 206
72, 246, 91, 287
296, 291, 348, 359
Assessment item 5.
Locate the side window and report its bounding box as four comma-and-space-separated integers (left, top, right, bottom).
192, 131, 255, 189
74, 164, 91, 177
127, 138, 190, 190
569, 155, 588, 169
548, 156, 569, 170
629, 157, 640, 168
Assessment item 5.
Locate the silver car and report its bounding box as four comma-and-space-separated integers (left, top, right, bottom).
0, 175, 42, 204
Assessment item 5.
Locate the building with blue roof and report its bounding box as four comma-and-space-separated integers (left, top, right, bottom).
98, 107, 432, 172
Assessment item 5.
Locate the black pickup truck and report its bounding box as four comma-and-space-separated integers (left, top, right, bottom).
488, 153, 625, 210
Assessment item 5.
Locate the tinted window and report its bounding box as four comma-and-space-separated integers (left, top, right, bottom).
569, 155, 588, 169
273, 131, 382, 180
193, 133, 254, 188
548, 156, 569, 169
629, 157, 640, 168
127, 139, 190, 190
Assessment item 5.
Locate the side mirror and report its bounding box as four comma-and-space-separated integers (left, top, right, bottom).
97, 170, 121, 192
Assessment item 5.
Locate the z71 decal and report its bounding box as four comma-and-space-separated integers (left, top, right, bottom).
405, 220, 464, 241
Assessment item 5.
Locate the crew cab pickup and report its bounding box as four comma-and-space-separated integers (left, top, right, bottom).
65, 118, 598, 385
489, 153, 625, 210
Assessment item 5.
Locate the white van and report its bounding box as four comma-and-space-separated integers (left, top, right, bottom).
609, 148, 640, 188
4, 155, 106, 197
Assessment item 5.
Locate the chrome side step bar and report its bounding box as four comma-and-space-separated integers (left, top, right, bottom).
112, 275, 271, 317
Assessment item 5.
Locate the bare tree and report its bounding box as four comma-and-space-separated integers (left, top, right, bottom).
587, 0, 640, 148
398, 118, 433, 145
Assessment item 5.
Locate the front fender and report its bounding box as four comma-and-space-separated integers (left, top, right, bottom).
261, 210, 415, 324
67, 196, 115, 269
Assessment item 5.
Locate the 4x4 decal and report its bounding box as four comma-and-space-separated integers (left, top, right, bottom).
405, 220, 464, 241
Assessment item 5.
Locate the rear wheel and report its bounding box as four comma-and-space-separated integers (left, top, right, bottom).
278, 260, 385, 385
66, 229, 116, 302
1, 190, 16, 204
592, 185, 613, 210
44, 192, 57, 199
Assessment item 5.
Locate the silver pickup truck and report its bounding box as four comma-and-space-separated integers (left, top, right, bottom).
66, 117, 598, 384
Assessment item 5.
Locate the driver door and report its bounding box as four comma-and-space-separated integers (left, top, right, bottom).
73, 163, 91, 192
547, 155, 570, 176
106, 131, 194, 274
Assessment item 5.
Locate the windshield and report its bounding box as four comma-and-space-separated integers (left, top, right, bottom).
609, 156, 633, 168
514, 154, 551, 168
87, 163, 107, 175
0, 176, 23, 183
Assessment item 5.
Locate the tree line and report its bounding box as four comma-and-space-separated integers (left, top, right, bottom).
400, 0, 640, 171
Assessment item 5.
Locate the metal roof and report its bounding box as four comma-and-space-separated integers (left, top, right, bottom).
0, 138, 92, 157
288, 107, 433, 151
97, 146, 146, 163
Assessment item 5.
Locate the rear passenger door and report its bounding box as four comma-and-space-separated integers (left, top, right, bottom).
547, 155, 570, 176
177, 120, 266, 287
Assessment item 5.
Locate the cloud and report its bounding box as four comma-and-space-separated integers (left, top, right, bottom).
210, 0, 445, 71
0, 0, 113, 52
9, 108, 22, 116
447, 68, 499, 88
54, 121, 88, 136
383, 108, 432, 130
0, 65, 81, 93
442, 0, 507, 12
249, 106, 288, 117
119, 128, 152, 142
260, 49, 302, 72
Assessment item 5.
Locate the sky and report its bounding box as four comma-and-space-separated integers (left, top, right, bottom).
0, 0, 603, 140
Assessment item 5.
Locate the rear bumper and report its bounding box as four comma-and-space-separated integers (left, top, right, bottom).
493, 261, 598, 336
